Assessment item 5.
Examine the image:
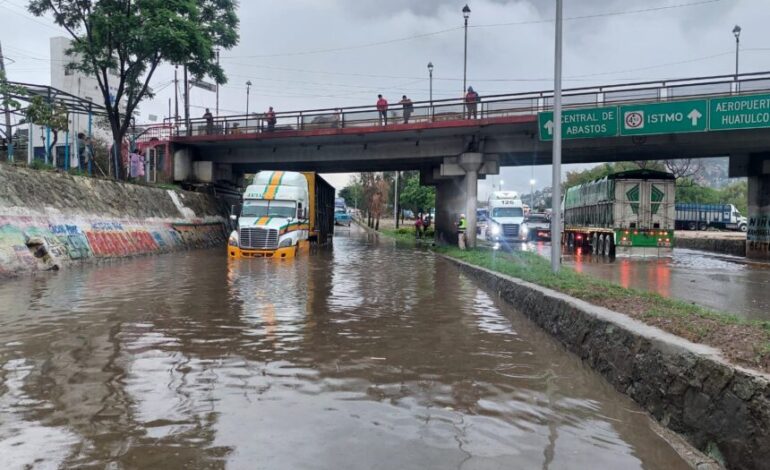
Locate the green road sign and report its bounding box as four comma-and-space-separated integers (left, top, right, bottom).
538, 106, 618, 141
619, 100, 708, 136
710, 93, 770, 131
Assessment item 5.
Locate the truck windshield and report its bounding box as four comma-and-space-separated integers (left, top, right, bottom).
491, 207, 524, 218
241, 200, 296, 218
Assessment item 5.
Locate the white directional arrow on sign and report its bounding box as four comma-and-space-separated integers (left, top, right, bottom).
544, 120, 554, 136
687, 109, 703, 126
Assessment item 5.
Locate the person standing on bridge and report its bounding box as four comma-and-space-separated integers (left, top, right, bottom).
266, 106, 277, 132
203, 108, 214, 134
400, 95, 414, 124
376, 94, 389, 126
465, 87, 479, 119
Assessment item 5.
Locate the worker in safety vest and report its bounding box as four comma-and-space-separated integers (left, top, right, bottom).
457, 214, 467, 249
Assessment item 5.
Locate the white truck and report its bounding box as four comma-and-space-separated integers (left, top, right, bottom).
228, 171, 334, 259
484, 191, 529, 242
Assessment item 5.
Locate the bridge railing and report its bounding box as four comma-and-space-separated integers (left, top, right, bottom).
172, 71, 770, 138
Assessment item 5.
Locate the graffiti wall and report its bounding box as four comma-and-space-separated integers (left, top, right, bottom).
0, 215, 225, 277
747, 173, 770, 260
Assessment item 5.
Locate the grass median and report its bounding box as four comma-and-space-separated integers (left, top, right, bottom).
378, 226, 770, 373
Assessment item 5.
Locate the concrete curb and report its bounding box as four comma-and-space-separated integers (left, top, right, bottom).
677, 238, 746, 257
442, 255, 769, 470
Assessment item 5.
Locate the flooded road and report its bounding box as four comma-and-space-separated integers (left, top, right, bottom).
508, 241, 770, 321
0, 227, 690, 469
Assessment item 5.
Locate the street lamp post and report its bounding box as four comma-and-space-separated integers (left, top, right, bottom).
530, 179, 536, 209
245, 80, 252, 129
462, 5, 471, 94
427, 62, 434, 110
733, 25, 741, 80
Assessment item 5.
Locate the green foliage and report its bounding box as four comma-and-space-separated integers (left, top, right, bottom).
24, 96, 69, 131
677, 178, 748, 214
339, 181, 363, 209
399, 171, 435, 213
0, 70, 26, 112
29, 160, 55, 171
27, 0, 240, 177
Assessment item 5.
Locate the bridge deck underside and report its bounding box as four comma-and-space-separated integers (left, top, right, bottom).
172, 115, 770, 173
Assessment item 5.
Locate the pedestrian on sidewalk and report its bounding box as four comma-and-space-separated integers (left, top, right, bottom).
399, 95, 413, 124
415, 212, 424, 239
465, 87, 479, 119
203, 108, 214, 134
266, 106, 276, 132
376, 94, 389, 126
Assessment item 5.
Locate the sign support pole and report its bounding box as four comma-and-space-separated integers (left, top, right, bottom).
551, 0, 563, 274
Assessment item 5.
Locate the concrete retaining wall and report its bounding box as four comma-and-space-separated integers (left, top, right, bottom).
0, 165, 227, 277
445, 256, 770, 470
677, 237, 747, 257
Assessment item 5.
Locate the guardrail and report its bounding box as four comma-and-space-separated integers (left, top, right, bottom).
171, 71, 770, 138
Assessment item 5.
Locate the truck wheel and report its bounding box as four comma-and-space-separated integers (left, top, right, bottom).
567, 233, 574, 252
600, 235, 608, 257
608, 236, 616, 260
688, 222, 697, 231
592, 234, 599, 255
739, 223, 747, 233
698, 222, 707, 231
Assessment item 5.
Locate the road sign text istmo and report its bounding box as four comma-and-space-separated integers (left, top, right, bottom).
710, 93, 770, 131
538, 107, 618, 141
619, 100, 708, 136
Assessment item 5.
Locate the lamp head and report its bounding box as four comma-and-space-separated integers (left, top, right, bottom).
462, 4, 471, 19
427, 62, 433, 72
733, 24, 741, 39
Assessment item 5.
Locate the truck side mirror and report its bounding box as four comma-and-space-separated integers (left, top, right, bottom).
229, 214, 237, 221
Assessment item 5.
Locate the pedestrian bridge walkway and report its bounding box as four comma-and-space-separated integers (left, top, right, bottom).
169, 71, 770, 144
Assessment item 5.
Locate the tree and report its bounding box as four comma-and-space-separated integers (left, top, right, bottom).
664, 158, 703, 180
399, 172, 435, 215
0, 70, 27, 156
339, 180, 363, 209
24, 96, 69, 160
28, 0, 239, 178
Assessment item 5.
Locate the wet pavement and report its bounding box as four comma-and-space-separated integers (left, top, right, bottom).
499, 240, 770, 321
0, 226, 690, 469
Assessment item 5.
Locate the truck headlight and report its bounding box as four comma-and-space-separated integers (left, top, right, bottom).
228, 231, 239, 247
278, 237, 293, 248
520, 224, 529, 236
490, 224, 501, 235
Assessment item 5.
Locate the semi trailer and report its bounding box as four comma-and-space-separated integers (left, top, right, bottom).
563, 169, 676, 258
674, 203, 747, 232
228, 171, 335, 259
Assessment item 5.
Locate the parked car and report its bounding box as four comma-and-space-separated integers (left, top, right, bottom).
525, 212, 551, 241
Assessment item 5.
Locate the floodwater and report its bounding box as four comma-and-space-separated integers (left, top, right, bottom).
0, 226, 690, 469
507, 240, 770, 321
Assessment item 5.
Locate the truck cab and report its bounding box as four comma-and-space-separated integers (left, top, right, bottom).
228, 171, 310, 259
485, 191, 529, 242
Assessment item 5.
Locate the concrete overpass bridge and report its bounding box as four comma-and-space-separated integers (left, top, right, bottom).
166, 71, 770, 259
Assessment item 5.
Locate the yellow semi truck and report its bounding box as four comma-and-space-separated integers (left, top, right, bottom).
227, 171, 335, 259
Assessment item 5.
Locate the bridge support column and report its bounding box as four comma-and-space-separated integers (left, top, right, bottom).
747, 158, 770, 260
427, 153, 498, 247
731, 153, 770, 260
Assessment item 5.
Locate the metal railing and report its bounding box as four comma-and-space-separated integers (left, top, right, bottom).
171, 71, 770, 138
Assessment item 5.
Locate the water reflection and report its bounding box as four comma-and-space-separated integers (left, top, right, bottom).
0, 231, 690, 469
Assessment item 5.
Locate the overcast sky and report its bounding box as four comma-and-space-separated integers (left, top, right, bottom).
0, 0, 765, 193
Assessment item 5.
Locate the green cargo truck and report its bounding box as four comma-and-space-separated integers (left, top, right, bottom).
563, 169, 676, 258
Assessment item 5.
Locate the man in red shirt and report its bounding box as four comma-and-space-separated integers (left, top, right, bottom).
376, 94, 389, 126
465, 86, 479, 119
266, 106, 276, 131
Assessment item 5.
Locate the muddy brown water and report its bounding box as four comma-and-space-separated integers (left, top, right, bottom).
0, 227, 691, 469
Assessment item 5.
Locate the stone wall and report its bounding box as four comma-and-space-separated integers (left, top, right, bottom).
445, 256, 770, 470
0, 165, 227, 277
676, 237, 747, 257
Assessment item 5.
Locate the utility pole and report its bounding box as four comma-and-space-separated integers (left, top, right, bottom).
0, 40, 13, 162
183, 65, 190, 136
551, 0, 564, 273
394, 171, 399, 228
462, 5, 471, 94
174, 66, 179, 124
